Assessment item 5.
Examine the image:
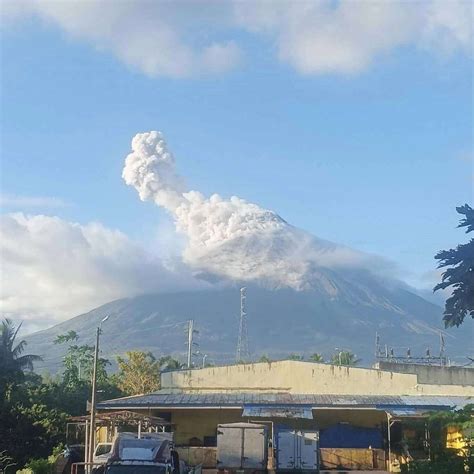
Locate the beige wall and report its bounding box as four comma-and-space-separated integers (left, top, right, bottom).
375, 362, 474, 386
161, 360, 474, 396
170, 409, 242, 445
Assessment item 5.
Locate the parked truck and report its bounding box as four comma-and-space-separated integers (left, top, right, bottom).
93, 432, 180, 474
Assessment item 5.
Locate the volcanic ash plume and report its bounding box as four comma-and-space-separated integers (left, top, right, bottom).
122, 131, 388, 289
122, 131, 186, 211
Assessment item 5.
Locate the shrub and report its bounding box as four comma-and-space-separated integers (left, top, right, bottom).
23, 459, 52, 474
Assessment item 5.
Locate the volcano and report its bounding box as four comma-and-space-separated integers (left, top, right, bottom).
21, 131, 474, 369
25, 270, 473, 372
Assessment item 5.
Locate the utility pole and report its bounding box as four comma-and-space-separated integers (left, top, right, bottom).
187, 319, 194, 369
88, 315, 109, 468
439, 332, 446, 365
236, 287, 249, 362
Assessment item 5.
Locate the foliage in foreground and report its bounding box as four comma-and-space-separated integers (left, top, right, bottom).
0, 322, 185, 469
400, 452, 465, 473
0, 318, 42, 401
435, 204, 474, 327
0, 450, 16, 474
401, 405, 474, 474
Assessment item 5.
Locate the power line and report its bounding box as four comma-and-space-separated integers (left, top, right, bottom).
374, 331, 449, 366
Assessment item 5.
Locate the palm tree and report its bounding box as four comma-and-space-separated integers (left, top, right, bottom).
0, 318, 42, 389
0, 450, 16, 474
331, 350, 360, 366
308, 353, 324, 363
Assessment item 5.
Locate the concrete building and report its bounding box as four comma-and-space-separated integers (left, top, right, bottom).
374, 361, 474, 386
97, 360, 474, 472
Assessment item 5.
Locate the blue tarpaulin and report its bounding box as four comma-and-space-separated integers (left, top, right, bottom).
319, 423, 383, 448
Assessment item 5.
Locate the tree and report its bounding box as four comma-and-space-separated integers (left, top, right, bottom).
0, 327, 121, 470
158, 355, 184, 371
0, 394, 68, 468
53, 330, 78, 345
116, 351, 161, 395
54, 331, 109, 388
0, 318, 42, 400
434, 204, 474, 328
331, 350, 360, 366
258, 355, 272, 363
288, 353, 304, 361
308, 353, 324, 363
401, 405, 474, 473
0, 450, 16, 474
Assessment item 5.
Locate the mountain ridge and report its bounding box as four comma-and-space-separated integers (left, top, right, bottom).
25, 274, 473, 373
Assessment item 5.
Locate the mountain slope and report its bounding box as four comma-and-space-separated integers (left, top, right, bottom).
25, 272, 473, 372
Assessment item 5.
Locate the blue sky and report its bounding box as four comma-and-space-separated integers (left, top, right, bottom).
0, 1, 472, 329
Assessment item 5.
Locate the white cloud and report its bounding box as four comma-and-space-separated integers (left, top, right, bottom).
421, 0, 473, 54
1, 0, 470, 77
0, 193, 67, 209
0, 213, 203, 328
234, 0, 472, 75
1, 0, 242, 78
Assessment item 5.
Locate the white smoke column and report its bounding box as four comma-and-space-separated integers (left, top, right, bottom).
123, 131, 392, 289
122, 131, 185, 211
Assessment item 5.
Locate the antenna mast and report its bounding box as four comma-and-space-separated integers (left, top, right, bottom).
236, 287, 249, 362
375, 332, 381, 358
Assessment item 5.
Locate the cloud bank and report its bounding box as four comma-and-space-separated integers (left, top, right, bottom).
1, 0, 242, 78
0, 193, 67, 209
123, 131, 395, 290
2, 0, 471, 77
0, 213, 203, 331
234, 0, 472, 75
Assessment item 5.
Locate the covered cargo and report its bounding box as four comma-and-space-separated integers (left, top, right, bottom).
217, 422, 268, 470
319, 423, 383, 449
109, 432, 174, 462
102, 432, 180, 474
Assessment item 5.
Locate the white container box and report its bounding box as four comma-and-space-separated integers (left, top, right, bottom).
276, 429, 319, 471
217, 422, 268, 470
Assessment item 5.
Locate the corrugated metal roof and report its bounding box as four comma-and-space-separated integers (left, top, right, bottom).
242, 405, 314, 419
97, 392, 472, 411
387, 409, 427, 417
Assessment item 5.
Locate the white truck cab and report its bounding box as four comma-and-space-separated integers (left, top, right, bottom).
93, 443, 113, 465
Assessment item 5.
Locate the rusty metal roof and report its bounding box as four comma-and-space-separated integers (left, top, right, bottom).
69, 410, 171, 425
97, 393, 472, 411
